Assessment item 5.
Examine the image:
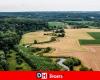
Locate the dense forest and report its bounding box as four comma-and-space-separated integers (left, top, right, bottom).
0, 18, 48, 51
0, 12, 100, 21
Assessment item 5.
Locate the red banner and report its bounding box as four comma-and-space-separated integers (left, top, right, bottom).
0, 71, 100, 80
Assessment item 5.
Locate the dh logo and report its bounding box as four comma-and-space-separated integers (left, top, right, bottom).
37, 72, 47, 79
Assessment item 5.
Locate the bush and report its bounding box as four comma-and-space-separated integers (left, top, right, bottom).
8, 50, 13, 54
72, 58, 81, 66
31, 47, 42, 52
63, 57, 81, 71
55, 58, 60, 62
57, 33, 65, 37
34, 40, 38, 44
63, 58, 74, 70
16, 53, 19, 56
44, 47, 51, 53
54, 29, 65, 33
0, 65, 3, 70
51, 37, 56, 41
16, 56, 23, 65
6, 54, 12, 58
44, 33, 50, 35
16, 56, 20, 59
16, 67, 23, 70
80, 66, 90, 71
16, 59, 23, 65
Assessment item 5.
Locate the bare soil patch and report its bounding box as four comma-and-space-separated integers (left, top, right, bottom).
20, 31, 52, 44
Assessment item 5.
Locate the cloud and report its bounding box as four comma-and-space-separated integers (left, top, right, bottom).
0, 0, 100, 11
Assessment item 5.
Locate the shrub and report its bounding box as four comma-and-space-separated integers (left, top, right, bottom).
57, 33, 65, 37
63, 57, 81, 71
16, 67, 23, 70
55, 58, 60, 62
16, 59, 23, 65
54, 29, 65, 33
31, 47, 42, 52
80, 66, 90, 71
6, 54, 12, 58
16, 53, 19, 56
63, 58, 74, 70
16, 56, 23, 65
8, 50, 13, 54
34, 40, 38, 44
44, 47, 51, 53
72, 58, 81, 66
51, 37, 56, 41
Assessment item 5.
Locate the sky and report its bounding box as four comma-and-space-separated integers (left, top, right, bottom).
0, 0, 100, 12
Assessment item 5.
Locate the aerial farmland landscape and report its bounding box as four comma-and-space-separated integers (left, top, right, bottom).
0, 12, 100, 71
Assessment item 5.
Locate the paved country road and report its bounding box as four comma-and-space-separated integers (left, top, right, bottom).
57, 58, 70, 71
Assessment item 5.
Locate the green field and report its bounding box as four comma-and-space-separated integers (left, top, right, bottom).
48, 22, 65, 28
79, 32, 100, 45
6, 50, 32, 70
79, 39, 100, 45
65, 21, 94, 24
88, 32, 100, 39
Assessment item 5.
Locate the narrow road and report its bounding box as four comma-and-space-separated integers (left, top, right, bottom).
57, 58, 70, 71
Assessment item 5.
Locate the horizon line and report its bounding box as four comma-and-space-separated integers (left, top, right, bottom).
0, 11, 100, 13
